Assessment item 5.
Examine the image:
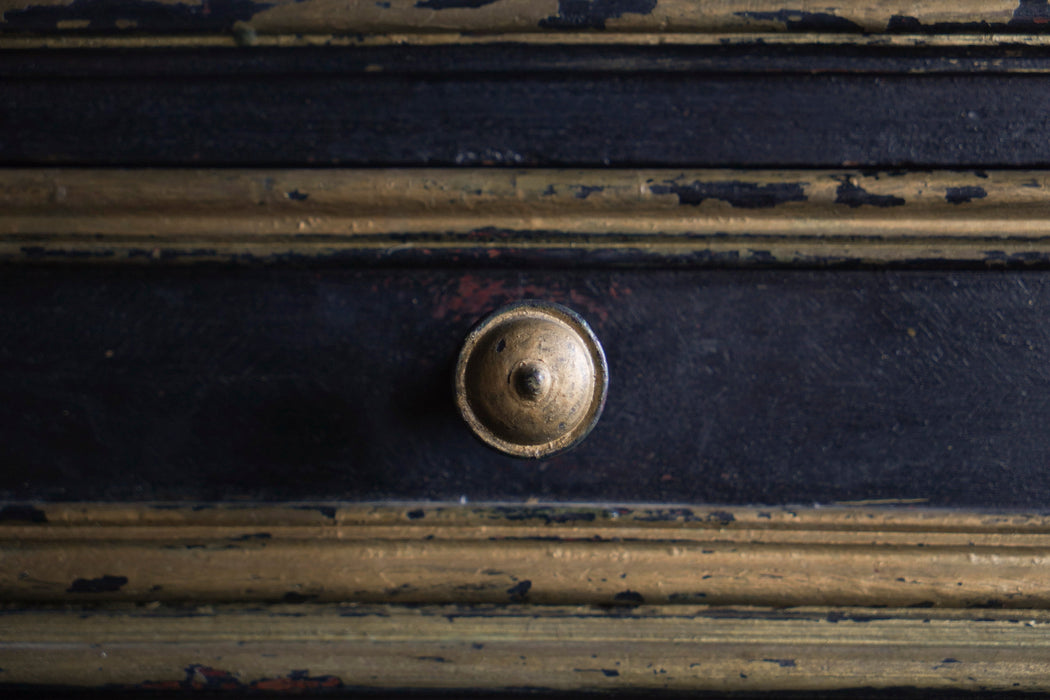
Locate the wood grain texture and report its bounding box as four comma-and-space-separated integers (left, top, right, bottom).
2, 168, 1050, 265
4, 504, 1050, 608
4, 603, 1050, 692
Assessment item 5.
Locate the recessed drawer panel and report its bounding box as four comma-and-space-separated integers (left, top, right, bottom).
2, 265, 1046, 507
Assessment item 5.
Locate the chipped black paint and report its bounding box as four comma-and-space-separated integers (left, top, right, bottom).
572, 668, 621, 677
834, 177, 906, 208
762, 659, 798, 668
67, 575, 128, 594
649, 180, 807, 209
490, 507, 597, 525
632, 509, 735, 525
293, 506, 336, 519
1012, 0, 1050, 29
887, 1, 1050, 34
507, 580, 532, 601
0, 0, 273, 33
137, 665, 343, 691
540, 0, 657, 30
573, 185, 605, 199
415, 0, 500, 7
0, 505, 46, 523
735, 10, 863, 32
945, 186, 988, 204
407, 509, 426, 519
823, 611, 893, 624
285, 190, 309, 201
416, 656, 450, 663
613, 590, 645, 605
229, 532, 271, 541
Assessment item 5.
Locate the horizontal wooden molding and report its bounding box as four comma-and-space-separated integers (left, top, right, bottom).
4, 603, 1050, 691
2, 0, 1050, 48
7, 504, 1050, 691
9, 32, 1050, 50
4, 503, 1050, 608
3, 168, 1050, 265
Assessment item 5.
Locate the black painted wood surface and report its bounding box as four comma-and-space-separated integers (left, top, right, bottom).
4, 46, 1050, 167
1, 264, 1048, 508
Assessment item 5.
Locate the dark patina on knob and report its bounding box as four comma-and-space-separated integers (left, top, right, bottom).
454, 301, 608, 459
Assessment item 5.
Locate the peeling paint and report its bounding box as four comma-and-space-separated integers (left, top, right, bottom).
540, 0, 657, 30
650, 180, 807, 209
140, 666, 343, 691
507, 580, 532, 601
67, 574, 128, 593
230, 532, 272, 541
945, 186, 988, 204
573, 185, 605, 199
0, 0, 273, 32
490, 506, 598, 525
887, 1, 1050, 33
415, 0, 501, 8
834, 177, 906, 208
735, 10, 863, 32
613, 590, 645, 605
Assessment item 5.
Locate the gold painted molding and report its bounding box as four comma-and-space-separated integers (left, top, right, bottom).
0, 0, 1046, 48
6, 503, 1050, 691
8, 32, 1050, 50
2, 168, 1049, 265
4, 603, 1050, 691
4, 503, 1050, 607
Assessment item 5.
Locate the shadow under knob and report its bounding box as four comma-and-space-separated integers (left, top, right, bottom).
454, 301, 608, 459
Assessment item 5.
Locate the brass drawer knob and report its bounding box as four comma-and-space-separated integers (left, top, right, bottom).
454, 301, 608, 458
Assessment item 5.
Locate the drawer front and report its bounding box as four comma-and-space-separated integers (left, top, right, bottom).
2, 264, 1050, 508
6, 15, 1050, 694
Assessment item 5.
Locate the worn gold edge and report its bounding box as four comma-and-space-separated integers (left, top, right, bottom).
4, 503, 1050, 608
5, 32, 1050, 49
3, 168, 1050, 262
3, 603, 1050, 691
7, 501, 1050, 532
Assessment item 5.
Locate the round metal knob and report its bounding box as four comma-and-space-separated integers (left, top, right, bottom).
454, 301, 608, 459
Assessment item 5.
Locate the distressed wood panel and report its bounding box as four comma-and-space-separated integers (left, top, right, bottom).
3, 603, 1050, 692
0, 0, 1048, 42
2, 168, 1050, 265
3, 504, 1050, 608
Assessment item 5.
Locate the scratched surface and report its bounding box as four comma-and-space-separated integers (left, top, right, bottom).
3, 48, 1050, 167
1, 265, 1049, 507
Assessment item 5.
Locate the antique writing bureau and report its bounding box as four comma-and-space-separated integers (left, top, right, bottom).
5, 1, 1050, 695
